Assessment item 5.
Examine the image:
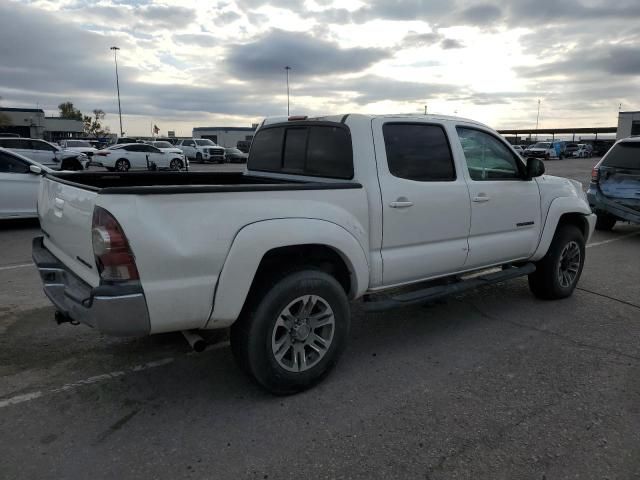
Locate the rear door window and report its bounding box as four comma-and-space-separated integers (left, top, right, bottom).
249, 123, 353, 179
382, 123, 455, 181
601, 142, 640, 169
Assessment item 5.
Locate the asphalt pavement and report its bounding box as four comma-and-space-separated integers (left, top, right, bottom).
1, 157, 639, 479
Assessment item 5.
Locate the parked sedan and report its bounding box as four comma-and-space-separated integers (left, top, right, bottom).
587, 137, 640, 230
94, 143, 186, 171
0, 137, 87, 169
59, 139, 99, 160
224, 147, 248, 163
0, 147, 46, 219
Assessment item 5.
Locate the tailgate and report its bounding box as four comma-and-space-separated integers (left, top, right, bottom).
599, 142, 640, 210
38, 176, 100, 287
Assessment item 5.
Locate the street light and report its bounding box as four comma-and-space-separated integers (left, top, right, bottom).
110, 46, 123, 137
285, 66, 291, 116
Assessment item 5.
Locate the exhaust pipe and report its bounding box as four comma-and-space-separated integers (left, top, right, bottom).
182, 330, 206, 353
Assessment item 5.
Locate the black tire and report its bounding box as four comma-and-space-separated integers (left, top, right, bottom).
169, 158, 183, 170
231, 269, 350, 395
115, 159, 130, 172
528, 224, 585, 300
196, 152, 203, 164
595, 214, 616, 231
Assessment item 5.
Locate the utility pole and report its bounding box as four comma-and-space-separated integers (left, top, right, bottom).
285, 66, 291, 116
535, 99, 541, 140
110, 46, 123, 137
424, 104, 427, 115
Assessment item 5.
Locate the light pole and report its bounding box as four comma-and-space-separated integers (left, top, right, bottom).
285, 66, 291, 116
535, 99, 541, 140
110, 46, 123, 137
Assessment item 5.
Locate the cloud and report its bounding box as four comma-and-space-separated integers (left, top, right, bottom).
440, 38, 465, 49
173, 33, 218, 48
224, 29, 390, 79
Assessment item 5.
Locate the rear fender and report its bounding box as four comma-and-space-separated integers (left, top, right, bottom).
206, 218, 370, 328
531, 197, 593, 261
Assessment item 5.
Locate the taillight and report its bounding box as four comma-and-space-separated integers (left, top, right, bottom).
92, 207, 139, 282
95, 151, 111, 156
288, 115, 308, 121
591, 167, 600, 183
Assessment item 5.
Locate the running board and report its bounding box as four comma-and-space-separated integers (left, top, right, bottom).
362, 263, 536, 312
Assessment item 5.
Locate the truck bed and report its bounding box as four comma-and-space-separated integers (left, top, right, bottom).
48, 171, 362, 195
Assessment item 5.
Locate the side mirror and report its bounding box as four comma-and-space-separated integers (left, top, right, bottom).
526, 157, 545, 178
29, 164, 43, 175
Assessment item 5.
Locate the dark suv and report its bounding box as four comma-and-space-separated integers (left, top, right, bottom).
587, 137, 640, 230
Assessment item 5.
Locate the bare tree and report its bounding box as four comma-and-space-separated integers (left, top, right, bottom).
83, 109, 110, 137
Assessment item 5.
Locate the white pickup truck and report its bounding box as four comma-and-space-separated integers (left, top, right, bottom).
33, 114, 595, 394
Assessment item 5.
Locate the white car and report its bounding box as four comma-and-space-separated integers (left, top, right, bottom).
573, 144, 593, 158
94, 143, 186, 171
0, 137, 87, 169
512, 145, 525, 156
58, 139, 99, 159
147, 141, 188, 167
176, 138, 225, 163
0, 147, 46, 219
33, 113, 595, 394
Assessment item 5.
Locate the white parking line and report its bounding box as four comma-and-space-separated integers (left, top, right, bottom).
0, 262, 33, 272
587, 231, 640, 249
0, 340, 230, 409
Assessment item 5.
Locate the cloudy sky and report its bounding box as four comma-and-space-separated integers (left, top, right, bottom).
0, 0, 638, 136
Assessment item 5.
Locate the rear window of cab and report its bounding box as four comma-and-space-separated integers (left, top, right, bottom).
248, 123, 354, 179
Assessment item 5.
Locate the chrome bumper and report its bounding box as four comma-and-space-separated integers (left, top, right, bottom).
32, 237, 150, 336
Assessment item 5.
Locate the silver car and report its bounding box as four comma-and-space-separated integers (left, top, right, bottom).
0, 147, 46, 219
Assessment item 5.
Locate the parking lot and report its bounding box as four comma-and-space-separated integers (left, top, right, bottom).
1, 156, 639, 479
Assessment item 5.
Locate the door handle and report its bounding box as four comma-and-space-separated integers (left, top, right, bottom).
472, 194, 490, 203
390, 197, 413, 208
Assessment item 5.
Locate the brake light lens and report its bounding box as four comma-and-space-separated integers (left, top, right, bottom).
591, 167, 600, 183
95, 151, 111, 156
92, 207, 139, 282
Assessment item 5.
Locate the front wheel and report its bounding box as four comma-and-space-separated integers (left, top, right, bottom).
528, 224, 585, 299
196, 152, 203, 164
231, 269, 350, 395
169, 158, 183, 170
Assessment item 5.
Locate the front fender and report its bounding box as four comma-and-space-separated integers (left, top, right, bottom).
530, 196, 594, 261
206, 218, 370, 328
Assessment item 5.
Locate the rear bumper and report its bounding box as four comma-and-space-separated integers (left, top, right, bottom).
32, 236, 150, 336
587, 186, 640, 224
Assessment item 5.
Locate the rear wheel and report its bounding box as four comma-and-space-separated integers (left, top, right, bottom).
595, 214, 616, 231
528, 224, 585, 299
115, 159, 130, 172
231, 269, 350, 395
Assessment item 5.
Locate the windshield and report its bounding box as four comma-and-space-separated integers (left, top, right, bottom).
225, 148, 243, 154
153, 142, 173, 148
66, 140, 91, 147
601, 142, 640, 169
195, 139, 214, 146
533, 143, 551, 148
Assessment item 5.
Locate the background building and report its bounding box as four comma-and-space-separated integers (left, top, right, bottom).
192, 125, 257, 148
0, 107, 45, 138
43, 117, 84, 142
0, 107, 83, 141
617, 111, 640, 140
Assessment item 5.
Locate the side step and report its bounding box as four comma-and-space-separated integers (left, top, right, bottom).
362, 263, 536, 312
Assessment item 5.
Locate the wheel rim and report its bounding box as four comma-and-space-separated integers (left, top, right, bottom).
116, 160, 128, 171
271, 295, 335, 373
557, 241, 581, 288
170, 159, 181, 170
